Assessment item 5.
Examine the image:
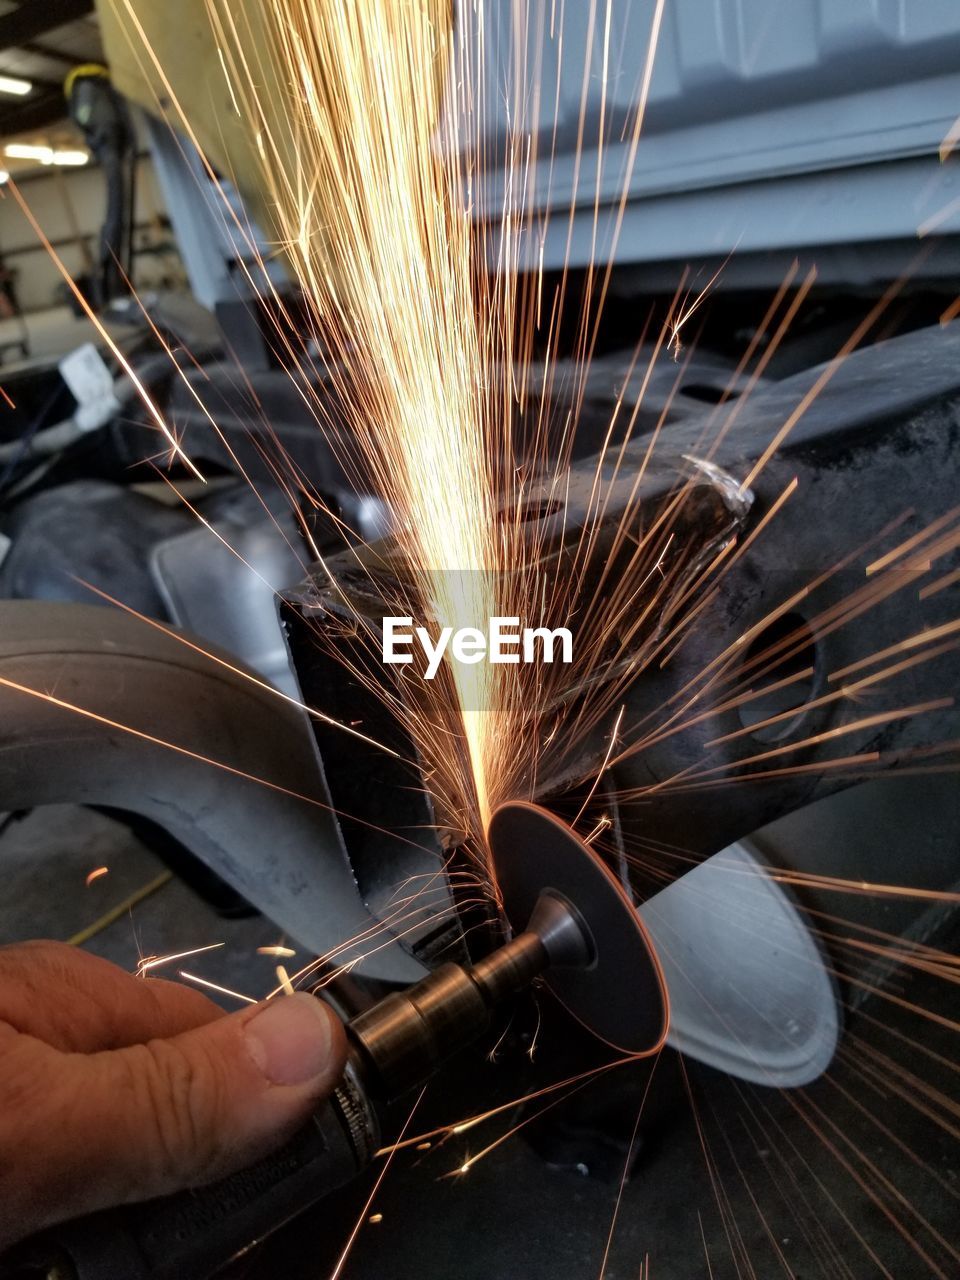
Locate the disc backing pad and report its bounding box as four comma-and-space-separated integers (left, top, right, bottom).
487, 801, 668, 1055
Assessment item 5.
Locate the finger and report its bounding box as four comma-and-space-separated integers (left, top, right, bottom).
0, 992, 347, 1242
0, 941, 223, 1050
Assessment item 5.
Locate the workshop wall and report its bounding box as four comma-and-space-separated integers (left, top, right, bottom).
0, 144, 184, 314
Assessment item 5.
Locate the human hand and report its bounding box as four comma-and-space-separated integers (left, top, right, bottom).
0, 940, 346, 1249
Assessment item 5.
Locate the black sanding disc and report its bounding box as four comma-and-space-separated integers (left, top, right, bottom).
487, 801, 668, 1056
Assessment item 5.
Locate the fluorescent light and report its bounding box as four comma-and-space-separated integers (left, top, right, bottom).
52, 149, 89, 166
0, 75, 32, 97
4, 143, 53, 163
2, 143, 89, 169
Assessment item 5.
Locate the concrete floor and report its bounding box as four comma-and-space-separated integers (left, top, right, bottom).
0, 803, 957, 1279
0, 805, 289, 994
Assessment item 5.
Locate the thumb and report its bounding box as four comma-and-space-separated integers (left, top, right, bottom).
9, 992, 347, 1232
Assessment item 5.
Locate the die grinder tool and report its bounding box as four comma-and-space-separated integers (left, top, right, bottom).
3, 802, 667, 1280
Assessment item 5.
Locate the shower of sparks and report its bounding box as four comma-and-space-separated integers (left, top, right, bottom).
208, 0, 513, 844
191, 0, 708, 897
84, 866, 109, 887
3, 1, 958, 1275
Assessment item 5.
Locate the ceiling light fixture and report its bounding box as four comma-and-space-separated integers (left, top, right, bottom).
2, 144, 90, 167
51, 149, 89, 166
0, 75, 32, 97
4, 143, 53, 162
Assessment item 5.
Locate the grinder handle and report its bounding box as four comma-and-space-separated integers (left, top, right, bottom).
0, 1094, 371, 1280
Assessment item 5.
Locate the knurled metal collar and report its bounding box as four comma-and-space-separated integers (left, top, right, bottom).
332, 1055, 380, 1165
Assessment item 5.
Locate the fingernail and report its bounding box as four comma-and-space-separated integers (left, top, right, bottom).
244, 994, 337, 1086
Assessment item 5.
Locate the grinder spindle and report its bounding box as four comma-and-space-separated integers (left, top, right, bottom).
343, 887, 592, 1096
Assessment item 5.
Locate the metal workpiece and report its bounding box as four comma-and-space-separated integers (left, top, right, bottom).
284, 322, 960, 924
